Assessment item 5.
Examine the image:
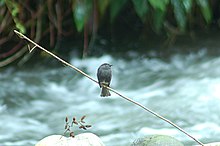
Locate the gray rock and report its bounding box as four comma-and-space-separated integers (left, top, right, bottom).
194, 142, 220, 146
132, 135, 184, 146
35, 133, 105, 146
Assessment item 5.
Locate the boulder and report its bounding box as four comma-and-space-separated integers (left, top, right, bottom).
35, 133, 105, 146
194, 142, 220, 146
132, 135, 184, 146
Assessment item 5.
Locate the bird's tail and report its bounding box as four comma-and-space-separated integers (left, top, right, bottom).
101, 87, 111, 97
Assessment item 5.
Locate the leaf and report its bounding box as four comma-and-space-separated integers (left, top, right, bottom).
70, 132, 75, 138
182, 0, 193, 13
0, 0, 5, 6
196, 0, 212, 24
5, 0, 26, 33
72, 0, 92, 32
15, 21, 26, 34
81, 115, 86, 121
148, 0, 168, 32
79, 125, 87, 130
153, 9, 165, 33
98, 0, 109, 16
132, 0, 148, 22
80, 115, 86, 123
110, 0, 127, 22
171, 0, 186, 31
72, 117, 78, 125
148, 0, 169, 12
65, 117, 68, 123
85, 125, 92, 128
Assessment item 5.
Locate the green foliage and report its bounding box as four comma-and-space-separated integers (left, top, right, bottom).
132, 0, 148, 22
98, 0, 109, 16
153, 9, 166, 33
182, 0, 193, 13
110, 0, 128, 22
0, 0, 5, 6
1, 0, 215, 55
148, 0, 169, 12
5, 0, 26, 34
148, 0, 169, 32
196, 0, 212, 24
2, 0, 214, 35
73, 0, 92, 32
171, 0, 186, 31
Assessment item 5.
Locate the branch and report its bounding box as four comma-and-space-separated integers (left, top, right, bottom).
13, 30, 204, 146
0, 43, 26, 67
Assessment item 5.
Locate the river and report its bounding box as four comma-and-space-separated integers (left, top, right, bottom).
0, 48, 220, 146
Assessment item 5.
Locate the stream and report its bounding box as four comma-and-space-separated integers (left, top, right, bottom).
0, 48, 220, 146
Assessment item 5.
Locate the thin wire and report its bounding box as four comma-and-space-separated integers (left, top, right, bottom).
14, 30, 204, 146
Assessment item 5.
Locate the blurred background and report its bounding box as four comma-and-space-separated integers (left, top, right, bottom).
1, 0, 220, 145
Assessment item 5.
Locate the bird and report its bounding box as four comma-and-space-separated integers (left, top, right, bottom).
97, 63, 112, 97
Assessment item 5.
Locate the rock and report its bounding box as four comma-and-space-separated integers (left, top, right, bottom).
194, 142, 220, 146
35, 133, 105, 146
132, 135, 184, 146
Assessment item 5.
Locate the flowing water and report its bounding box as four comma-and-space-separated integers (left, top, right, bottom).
1, 49, 220, 146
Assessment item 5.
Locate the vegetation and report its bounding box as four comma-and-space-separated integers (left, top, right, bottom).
0, 0, 218, 66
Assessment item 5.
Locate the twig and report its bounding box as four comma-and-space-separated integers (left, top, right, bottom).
106, 86, 204, 145
13, 30, 204, 146
14, 30, 97, 84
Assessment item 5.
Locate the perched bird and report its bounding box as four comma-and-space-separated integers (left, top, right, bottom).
97, 63, 112, 97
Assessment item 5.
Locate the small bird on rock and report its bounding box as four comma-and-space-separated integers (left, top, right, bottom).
97, 63, 112, 97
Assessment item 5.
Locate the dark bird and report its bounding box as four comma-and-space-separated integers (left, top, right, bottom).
97, 63, 112, 97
